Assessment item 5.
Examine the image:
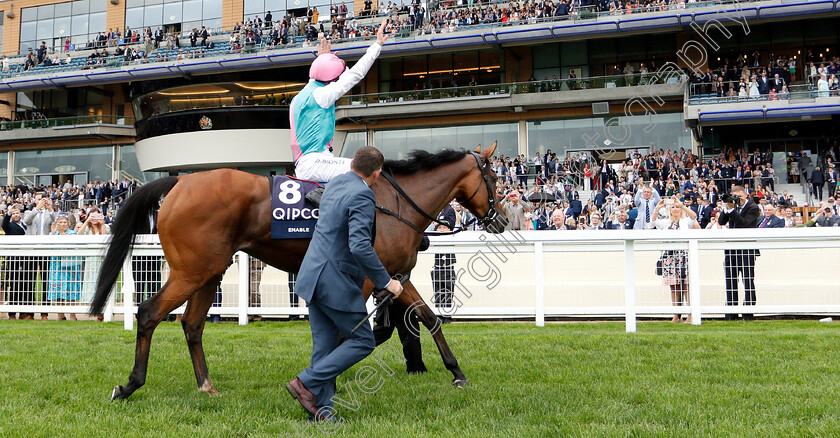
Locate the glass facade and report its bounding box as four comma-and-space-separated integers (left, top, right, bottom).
119, 145, 167, 184
243, 0, 351, 24
527, 112, 691, 158
17, 89, 105, 118
367, 123, 518, 161
20, 0, 108, 54
379, 50, 505, 93
125, 0, 223, 35
15, 146, 113, 185
339, 131, 368, 159
0, 152, 8, 187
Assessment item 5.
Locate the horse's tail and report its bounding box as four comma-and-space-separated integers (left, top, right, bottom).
89, 176, 180, 315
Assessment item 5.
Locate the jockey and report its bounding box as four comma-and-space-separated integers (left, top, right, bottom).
291, 19, 390, 190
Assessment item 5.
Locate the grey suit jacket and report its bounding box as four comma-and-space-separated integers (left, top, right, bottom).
22, 209, 56, 235
294, 171, 391, 313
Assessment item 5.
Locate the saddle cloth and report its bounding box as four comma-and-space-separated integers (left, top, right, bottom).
270, 176, 321, 239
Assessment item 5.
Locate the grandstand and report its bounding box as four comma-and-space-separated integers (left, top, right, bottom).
0, 0, 836, 197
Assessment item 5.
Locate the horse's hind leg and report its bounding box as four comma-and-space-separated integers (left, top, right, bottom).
181, 276, 222, 396
111, 277, 198, 400
397, 280, 468, 387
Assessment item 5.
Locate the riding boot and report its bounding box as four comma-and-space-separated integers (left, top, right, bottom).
306, 186, 325, 207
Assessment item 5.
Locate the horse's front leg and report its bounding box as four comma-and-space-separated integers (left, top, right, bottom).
396, 280, 467, 387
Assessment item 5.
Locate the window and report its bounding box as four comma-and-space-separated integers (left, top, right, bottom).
527, 113, 690, 158
19, 0, 114, 54
369, 123, 517, 160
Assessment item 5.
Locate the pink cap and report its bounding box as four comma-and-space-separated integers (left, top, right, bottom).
309, 53, 346, 82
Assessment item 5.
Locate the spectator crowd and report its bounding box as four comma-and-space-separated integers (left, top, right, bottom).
0, 178, 136, 321
433, 145, 840, 232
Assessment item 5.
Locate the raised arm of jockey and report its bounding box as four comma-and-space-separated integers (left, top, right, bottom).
310, 20, 389, 109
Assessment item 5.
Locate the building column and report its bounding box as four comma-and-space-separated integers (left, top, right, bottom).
518, 120, 528, 157
367, 129, 375, 149
112, 145, 121, 181
7, 150, 15, 186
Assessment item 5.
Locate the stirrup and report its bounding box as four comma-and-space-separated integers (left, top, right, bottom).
306, 186, 325, 207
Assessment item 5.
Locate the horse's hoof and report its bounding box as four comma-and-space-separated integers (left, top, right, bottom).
110, 385, 124, 400
406, 364, 428, 374
199, 380, 220, 396
452, 379, 468, 388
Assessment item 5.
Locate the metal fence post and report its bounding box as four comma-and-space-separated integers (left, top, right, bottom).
104, 271, 116, 323
688, 239, 702, 325
624, 239, 636, 333
122, 256, 135, 331
238, 252, 249, 326
534, 241, 545, 327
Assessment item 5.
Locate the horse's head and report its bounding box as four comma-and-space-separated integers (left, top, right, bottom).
457, 142, 508, 234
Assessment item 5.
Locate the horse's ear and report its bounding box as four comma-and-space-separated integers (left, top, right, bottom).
481, 141, 498, 160
474, 145, 482, 153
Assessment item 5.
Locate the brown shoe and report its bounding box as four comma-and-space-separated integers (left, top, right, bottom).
286, 378, 321, 419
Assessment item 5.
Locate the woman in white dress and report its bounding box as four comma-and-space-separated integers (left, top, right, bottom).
748, 76, 759, 97
654, 197, 700, 323
818, 74, 830, 98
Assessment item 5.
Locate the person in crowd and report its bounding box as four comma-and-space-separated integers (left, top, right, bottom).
23, 194, 55, 321
705, 208, 727, 229
500, 191, 534, 231
47, 216, 81, 321
653, 196, 699, 323
756, 204, 784, 228
78, 209, 109, 321
431, 220, 456, 322
718, 185, 760, 321
548, 209, 566, 230
633, 181, 661, 229
607, 207, 633, 229
586, 212, 606, 230
3, 207, 28, 319
814, 205, 840, 227
811, 165, 826, 202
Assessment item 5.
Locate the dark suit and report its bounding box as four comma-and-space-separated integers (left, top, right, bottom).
757, 76, 770, 94
569, 199, 582, 218
608, 220, 633, 229
718, 199, 761, 320
295, 171, 391, 411
811, 169, 826, 201
756, 215, 784, 228
372, 299, 426, 373
696, 205, 713, 229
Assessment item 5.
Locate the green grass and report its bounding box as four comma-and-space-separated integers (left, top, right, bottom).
1, 320, 840, 437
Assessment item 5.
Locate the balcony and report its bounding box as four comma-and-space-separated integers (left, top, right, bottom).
337, 73, 686, 120
0, 115, 136, 145
0, 0, 833, 92
685, 84, 840, 124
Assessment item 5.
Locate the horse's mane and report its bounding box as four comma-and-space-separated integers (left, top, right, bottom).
383, 149, 469, 175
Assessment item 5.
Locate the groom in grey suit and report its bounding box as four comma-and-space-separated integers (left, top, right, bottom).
287, 146, 403, 421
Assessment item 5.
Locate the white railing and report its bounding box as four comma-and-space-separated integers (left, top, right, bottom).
1, 229, 840, 332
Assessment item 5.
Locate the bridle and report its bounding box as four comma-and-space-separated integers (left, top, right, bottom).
460, 151, 505, 233
375, 151, 505, 235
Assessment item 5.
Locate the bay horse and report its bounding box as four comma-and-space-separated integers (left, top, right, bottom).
90, 142, 505, 400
